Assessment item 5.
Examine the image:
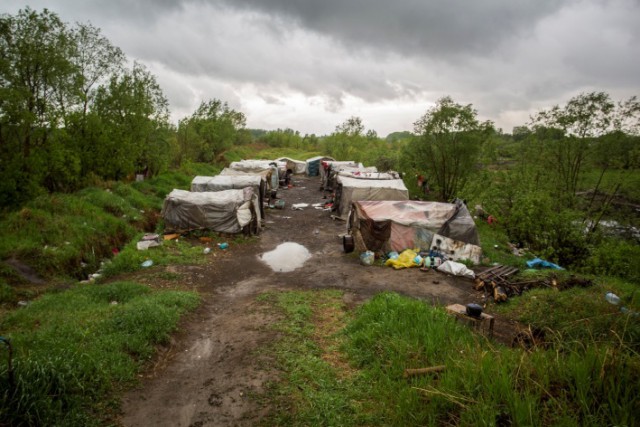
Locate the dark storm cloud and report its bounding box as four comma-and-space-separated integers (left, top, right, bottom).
217, 0, 563, 57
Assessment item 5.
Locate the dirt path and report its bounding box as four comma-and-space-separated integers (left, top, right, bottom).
119, 175, 488, 427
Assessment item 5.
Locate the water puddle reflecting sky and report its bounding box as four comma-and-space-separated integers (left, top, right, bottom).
260, 242, 311, 272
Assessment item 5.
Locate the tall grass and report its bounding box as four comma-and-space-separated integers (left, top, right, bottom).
0, 281, 200, 426
263, 291, 640, 426
0, 163, 220, 284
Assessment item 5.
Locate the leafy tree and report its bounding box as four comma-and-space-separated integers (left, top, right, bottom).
0, 8, 77, 204
530, 92, 617, 200
91, 62, 170, 179
177, 99, 246, 163
408, 96, 494, 201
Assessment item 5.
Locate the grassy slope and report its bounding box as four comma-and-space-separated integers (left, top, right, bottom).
261, 290, 639, 426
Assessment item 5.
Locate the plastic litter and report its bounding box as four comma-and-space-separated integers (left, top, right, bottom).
141, 260, 153, 268
218, 242, 229, 250
437, 261, 475, 279
605, 292, 621, 305
385, 249, 421, 269
526, 258, 564, 270
292, 203, 309, 210
360, 251, 375, 266
203, 247, 211, 254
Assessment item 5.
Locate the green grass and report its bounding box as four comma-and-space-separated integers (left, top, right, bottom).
0, 163, 220, 284
99, 234, 209, 279
0, 281, 200, 426
260, 291, 640, 426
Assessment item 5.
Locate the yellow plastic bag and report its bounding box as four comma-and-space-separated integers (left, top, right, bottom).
385, 249, 420, 269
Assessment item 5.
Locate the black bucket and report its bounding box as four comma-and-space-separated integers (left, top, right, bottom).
343, 235, 355, 253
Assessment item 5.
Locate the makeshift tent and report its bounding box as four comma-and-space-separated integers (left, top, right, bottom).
219, 167, 276, 193
275, 157, 306, 174
322, 163, 377, 190
305, 156, 335, 176
161, 188, 260, 234
191, 175, 266, 219
334, 175, 409, 220
320, 161, 361, 189
348, 200, 481, 263
229, 159, 286, 174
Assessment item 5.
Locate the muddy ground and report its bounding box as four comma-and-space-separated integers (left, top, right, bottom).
118, 175, 515, 427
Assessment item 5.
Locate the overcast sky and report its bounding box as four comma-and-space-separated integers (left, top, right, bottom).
4, 0, 640, 136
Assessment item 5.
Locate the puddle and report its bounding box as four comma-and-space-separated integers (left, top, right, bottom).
260, 242, 311, 272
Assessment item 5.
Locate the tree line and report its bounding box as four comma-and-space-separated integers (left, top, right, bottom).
0, 8, 252, 208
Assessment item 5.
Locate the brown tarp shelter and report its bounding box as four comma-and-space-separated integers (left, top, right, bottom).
334, 176, 409, 220
349, 200, 481, 262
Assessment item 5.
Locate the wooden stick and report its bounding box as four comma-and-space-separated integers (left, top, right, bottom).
403, 365, 446, 378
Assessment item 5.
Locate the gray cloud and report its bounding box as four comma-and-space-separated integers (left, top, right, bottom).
2, 0, 639, 135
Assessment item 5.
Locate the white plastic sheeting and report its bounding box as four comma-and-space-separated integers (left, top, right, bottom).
335, 176, 409, 219
437, 261, 475, 279
275, 157, 306, 174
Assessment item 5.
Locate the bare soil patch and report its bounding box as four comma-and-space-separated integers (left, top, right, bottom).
118, 175, 503, 427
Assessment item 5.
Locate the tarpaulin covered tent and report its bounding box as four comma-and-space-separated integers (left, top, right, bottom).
219, 166, 277, 193
322, 163, 378, 190
305, 156, 335, 176
348, 200, 481, 263
191, 175, 266, 219
320, 161, 361, 189
333, 175, 409, 220
161, 188, 260, 234
275, 157, 306, 174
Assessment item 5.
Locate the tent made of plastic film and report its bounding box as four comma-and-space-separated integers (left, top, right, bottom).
348, 200, 482, 264
333, 175, 409, 220
320, 161, 362, 189
161, 188, 261, 234
305, 156, 335, 177
275, 157, 306, 174
191, 175, 266, 219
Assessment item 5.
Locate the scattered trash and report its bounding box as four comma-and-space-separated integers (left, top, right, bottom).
385, 249, 422, 269
436, 261, 475, 279
137, 240, 161, 250
163, 233, 180, 241
387, 251, 399, 260
313, 229, 320, 235
360, 251, 375, 266
110, 301, 118, 305
112, 247, 120, 255
218, 242, 229, 250
526, 258, 563, 270
203, 247, 211, 254
199, 237, 213, 243
605, 292, 621, 305
141, 260, 154, 268
291, 203, 309, 210
275, 200, 286, 209
17, 301, 29, 307
142, 233, 160, 241
312, 203, 323, 207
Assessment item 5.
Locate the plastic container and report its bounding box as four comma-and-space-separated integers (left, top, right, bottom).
605, 292, 621, 305
218, 242, 229, 250
360, 251, 375, 266
343, 235, 355, 253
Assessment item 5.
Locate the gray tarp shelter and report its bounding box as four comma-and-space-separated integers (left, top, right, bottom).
334, 175, 409, 220
348, 200, 482, 263
161, 188, 260, 234
191, 175, 266, 220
